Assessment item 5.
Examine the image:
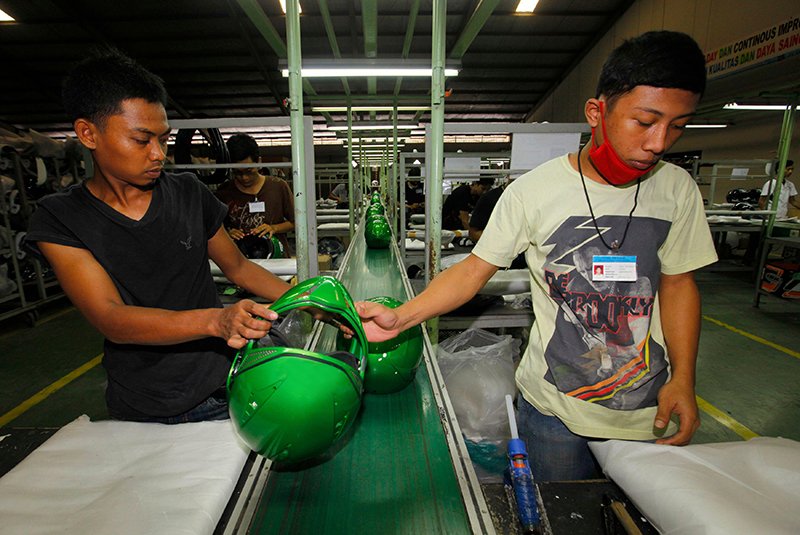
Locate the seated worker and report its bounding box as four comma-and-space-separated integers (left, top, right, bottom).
357, 31, 717, 482
468, 178, 526, 269
328, 181, 348, 207
215, 133, 295, 255
405, 175, 425, 217
442, 177, 493, 230
24, 51, 290, 424
759, 160, 799, 219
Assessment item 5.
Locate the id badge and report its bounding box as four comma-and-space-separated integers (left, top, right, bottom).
592, 255, 637, 282
248, 201, 266, 213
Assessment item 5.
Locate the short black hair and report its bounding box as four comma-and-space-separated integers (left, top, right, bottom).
596, 31, 706, 102
62, 49, 167, 127
787, 160, 795, 167
226, 133, 260, 163
478, 177, 494, 187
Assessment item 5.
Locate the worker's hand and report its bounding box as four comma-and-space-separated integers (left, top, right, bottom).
228, 228, 246, 241
216, 299, 278, 349
355, 301, 403, 342
653, 378, 700, 445
253, 224, 274, 238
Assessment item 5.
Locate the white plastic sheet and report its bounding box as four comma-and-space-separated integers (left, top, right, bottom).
210, 258, 298, 277
0, 416, 250, 535
590, 437, 800, 535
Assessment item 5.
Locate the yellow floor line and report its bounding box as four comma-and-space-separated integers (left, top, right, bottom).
696, 395, 760, 440
702, 314, 800, 360
0, 353, 103, 428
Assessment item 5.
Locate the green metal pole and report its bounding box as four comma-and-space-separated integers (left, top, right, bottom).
426, 0, 447, 344
347, 106, 355, 238
766, 100, 797, 237
392, 107, 399, 235
285, 0, 310, 281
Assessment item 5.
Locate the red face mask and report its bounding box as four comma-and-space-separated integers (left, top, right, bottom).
588, 101, 655, 185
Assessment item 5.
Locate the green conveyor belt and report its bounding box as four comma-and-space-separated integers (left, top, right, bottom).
247, 225, 475, 534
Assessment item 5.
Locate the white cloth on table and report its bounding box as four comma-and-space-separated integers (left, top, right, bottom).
589, 437, 800, 535
0, 415, 250, 535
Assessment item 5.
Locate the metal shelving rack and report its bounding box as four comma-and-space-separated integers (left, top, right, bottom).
0, 148, 66, 325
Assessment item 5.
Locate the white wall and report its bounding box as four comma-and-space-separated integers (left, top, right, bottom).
527, 0, 800, 162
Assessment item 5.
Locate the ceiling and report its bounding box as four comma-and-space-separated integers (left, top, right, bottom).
0, 0, 635, 138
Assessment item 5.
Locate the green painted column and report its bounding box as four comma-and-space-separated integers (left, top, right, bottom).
347, 106, 355, 238
285, 0, 310, 281
391, 107, 399, 236
766, 101, 796, 236
426, 0, 447, 343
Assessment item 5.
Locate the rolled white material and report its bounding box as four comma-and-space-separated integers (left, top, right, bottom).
0, 415, 249, 535
317, 222, 351, 230
590, 438, 800, 535
439, 253, 531, 295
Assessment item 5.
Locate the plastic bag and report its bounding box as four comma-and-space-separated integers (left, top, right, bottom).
436, 329, 520, 442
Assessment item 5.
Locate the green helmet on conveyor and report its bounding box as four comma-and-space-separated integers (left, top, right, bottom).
366, 203, 385, 217
365, 214, 391, 249
226, 276, 368, 463
337, 296, 423, 394
370, 192, 381, 204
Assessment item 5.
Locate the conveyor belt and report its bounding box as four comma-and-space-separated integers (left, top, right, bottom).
225, 219, 494, 534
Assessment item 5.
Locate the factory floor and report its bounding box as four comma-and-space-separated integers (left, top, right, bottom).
1, 269, 799, 477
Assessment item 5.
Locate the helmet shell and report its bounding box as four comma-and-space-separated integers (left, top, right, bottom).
370, 192, 381, 204
227, 346, 362, 462
366, 203, 385, 217
365, 215, 391, 249
338, 296, 423, 394
237, 234, 275, 259
269, 236, 284, 259
227, 276, 369, 463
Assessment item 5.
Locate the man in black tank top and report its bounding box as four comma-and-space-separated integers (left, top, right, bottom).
25, 51, 291, 423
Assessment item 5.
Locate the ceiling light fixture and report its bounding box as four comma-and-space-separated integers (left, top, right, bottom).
685, 124, 728, 128
280, 59, 460, 78
723, 103, 798, 111
515, 0, 540, 13
0, 8, 15, 21
328, 124, 419, 131
278, 0, 301, 14
312, 106, 431, 112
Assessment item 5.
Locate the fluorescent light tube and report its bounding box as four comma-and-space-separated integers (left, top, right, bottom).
515, 0, 539, 13
282, 68, 459, 78
723, 103, 798, 111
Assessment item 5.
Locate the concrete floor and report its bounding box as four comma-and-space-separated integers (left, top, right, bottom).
1, 269, 799, 476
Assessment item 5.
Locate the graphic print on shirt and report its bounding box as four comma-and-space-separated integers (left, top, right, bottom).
542, 215, 671, 410
226, 202, 268, 232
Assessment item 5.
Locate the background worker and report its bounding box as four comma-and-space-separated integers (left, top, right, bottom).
357, 31, 717, 482
441, 177, 493, 230
215, 133, 295, 254
469, 177, 526, 269
25, 52, 290, 424
759, 159, 799, 218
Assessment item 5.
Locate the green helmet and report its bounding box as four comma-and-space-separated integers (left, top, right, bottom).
366, 203, 385, 217
270, 236, 284, 259
338, 296, 423, 394
227, 276, 368, 463
370, 192, 381, 204
365, 215, 391, 249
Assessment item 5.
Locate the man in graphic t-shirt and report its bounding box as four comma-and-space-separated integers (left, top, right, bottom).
356, 31, 717, 482
215, 133, 295, 254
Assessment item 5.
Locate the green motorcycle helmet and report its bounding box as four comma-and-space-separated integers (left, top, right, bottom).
365, 215, 391, 249
226, 276, 368, 463
366, 203, 385, 217
337, 296, 423, 394
370, 192, 381, 204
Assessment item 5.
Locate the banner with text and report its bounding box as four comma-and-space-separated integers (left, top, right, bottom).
705, 16, 800, 79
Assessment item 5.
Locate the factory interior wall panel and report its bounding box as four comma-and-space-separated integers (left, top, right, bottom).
672, 117, 800, 162
527, 0, 800, 125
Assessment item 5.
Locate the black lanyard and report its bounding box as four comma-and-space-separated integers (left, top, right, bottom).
577, 146, 640, 251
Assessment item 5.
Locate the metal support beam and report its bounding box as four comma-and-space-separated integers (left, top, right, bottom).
393, 0, 422, 97
766, 100, 797, 236
449, 0, 501, 59
286, 0, 314, 281
426, 0, 447, 344
317, 0, 351, 96
347, 107, 355, 238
